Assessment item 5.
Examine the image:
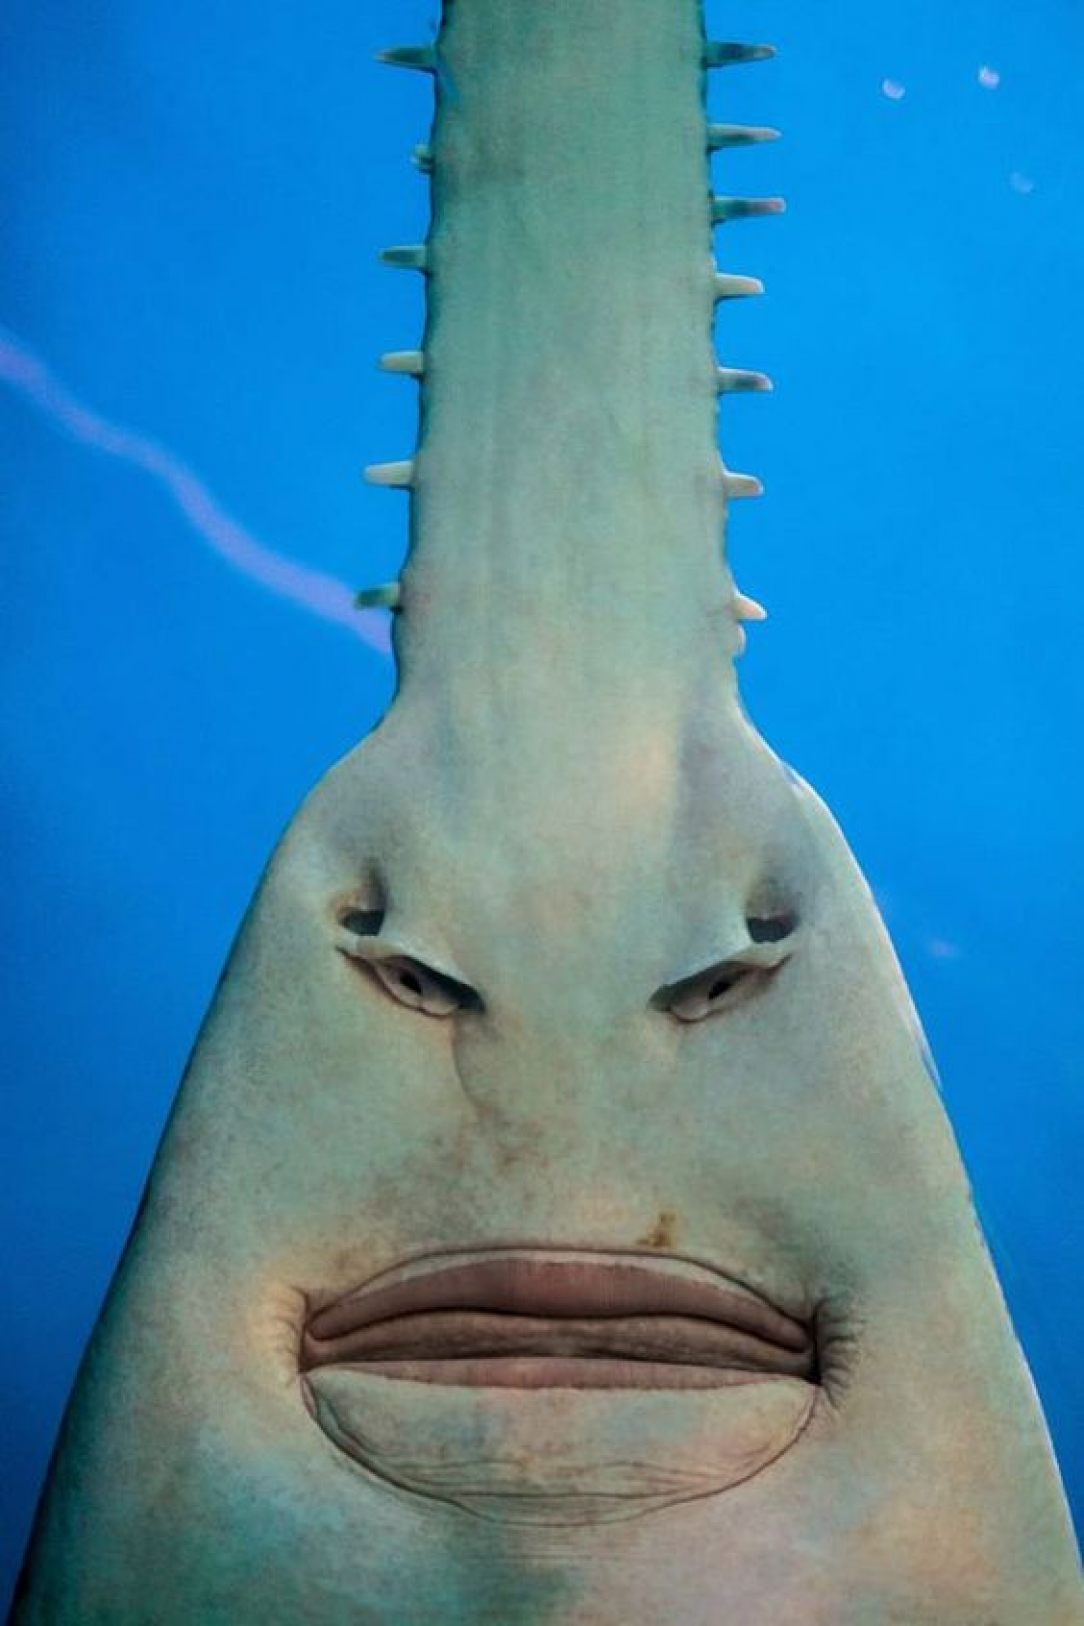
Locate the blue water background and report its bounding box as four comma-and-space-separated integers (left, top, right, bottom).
2, 0, 1081, 1599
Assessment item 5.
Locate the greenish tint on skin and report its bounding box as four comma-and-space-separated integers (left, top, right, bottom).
11, 2, 1082, 1622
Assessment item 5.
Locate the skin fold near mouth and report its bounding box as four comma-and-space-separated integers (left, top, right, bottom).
301, 1251, 818, 1389
299, 1250, 821, 1524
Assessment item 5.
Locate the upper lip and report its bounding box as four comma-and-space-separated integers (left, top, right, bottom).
302, 1249, 817, 1380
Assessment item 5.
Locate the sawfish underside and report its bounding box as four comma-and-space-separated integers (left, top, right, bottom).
11, 3, 1080, 1622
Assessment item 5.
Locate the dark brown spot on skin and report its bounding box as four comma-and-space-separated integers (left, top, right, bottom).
637, 1210, 678, 1249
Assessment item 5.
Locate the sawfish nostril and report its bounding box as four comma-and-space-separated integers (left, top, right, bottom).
747, 911, 797, 944
708, 970, 745, 1000
340, 908, 385, 936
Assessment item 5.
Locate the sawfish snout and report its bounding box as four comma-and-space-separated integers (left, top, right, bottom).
300, 1250, 820, 1524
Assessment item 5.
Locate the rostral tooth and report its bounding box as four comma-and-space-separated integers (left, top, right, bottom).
713, 273, 766, 300
707, 124, 782, 149
711, 196, 787, 224
364, 460, 415, 489
716, 368, 773, 394
379, 244, 429, 272
376, 44, 437, 72
702, 41, 777, 68
379, 351, 425, 377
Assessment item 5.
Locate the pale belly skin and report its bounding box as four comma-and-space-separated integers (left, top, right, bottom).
12, 706, 1081, 1624
10, 0, 1082, 1617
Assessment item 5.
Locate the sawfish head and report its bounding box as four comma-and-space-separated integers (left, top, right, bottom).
12, 1, 1078, 1622
15, 695, 1075, 1622
214, 696, 1061, 1554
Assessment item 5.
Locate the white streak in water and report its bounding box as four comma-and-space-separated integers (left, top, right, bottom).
0, 324, 392, 656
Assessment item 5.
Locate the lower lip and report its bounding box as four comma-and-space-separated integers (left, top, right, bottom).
333, 1356, 777, 1390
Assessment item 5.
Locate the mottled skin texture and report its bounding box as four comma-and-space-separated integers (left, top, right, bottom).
12, 1, 1082, 1622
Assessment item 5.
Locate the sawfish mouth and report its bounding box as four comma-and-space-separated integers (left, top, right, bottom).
300, 1249, 820, 1524
301, 1249, 817, 1388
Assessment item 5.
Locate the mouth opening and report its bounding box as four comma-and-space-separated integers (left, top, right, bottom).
300, 1250, 819, 1391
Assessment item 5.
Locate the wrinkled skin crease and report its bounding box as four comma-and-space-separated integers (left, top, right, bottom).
11, 700, 1081, 1624
298, 1245, 824, 1526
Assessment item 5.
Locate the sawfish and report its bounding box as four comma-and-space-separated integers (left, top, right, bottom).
12, 2, 1081, 1621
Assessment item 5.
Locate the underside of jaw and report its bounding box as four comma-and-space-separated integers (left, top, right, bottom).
289, 1253, 836, 1523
